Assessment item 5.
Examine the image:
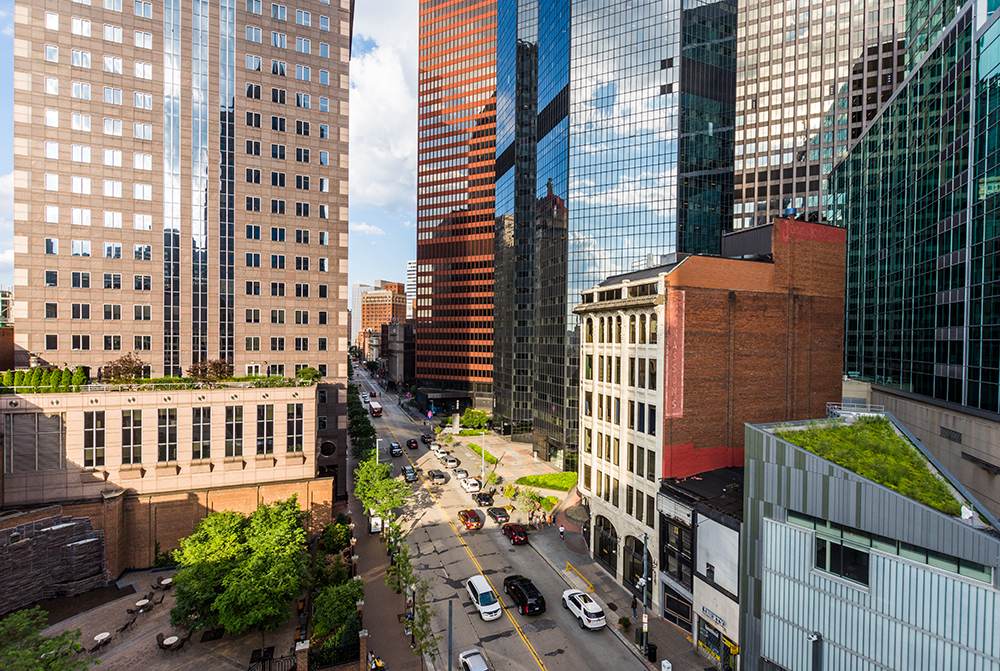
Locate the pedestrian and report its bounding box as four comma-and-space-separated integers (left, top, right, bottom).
631, 596, 638, 618
368, 649, 375, 666
559, 525, 565, 540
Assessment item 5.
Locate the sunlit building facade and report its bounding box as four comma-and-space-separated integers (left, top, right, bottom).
494, 0, 737, 466
415, 0, 497, 408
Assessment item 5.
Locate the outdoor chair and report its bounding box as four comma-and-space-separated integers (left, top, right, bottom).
146, 591, 154, 601
154, 593, 165, 604
156, 633, 168, 650
126, 608, 137, 615
151, 582, 161, 591
116, 617, 136, 634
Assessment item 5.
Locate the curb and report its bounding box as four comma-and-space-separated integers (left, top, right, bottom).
527, 540, 654, 671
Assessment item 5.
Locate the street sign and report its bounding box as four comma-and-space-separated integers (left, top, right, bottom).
642, 614, 648, 624
427, 411, 432, 419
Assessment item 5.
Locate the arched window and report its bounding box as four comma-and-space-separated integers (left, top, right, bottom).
616, 316, 622, 343
649, 314, 658, 344
629, 315, 636, 343
599, 318, 605, 343
639, 314, 647, 344
595, 515, 619, 574
587, 318, 593, 343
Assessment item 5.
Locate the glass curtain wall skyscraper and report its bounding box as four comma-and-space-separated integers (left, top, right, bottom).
416, 0, 497, 406
494, 0, 737, 467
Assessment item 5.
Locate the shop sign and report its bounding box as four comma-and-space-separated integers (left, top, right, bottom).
701, 606, 725, 627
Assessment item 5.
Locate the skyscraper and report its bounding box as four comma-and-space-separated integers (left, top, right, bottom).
415, 0, 496, 410
405, 259, 416, 320
493, 0, 737, 466
731, 0, 907, 228
351, 282, 374, 345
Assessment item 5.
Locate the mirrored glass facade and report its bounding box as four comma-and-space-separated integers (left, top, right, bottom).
494, 0, 736, 466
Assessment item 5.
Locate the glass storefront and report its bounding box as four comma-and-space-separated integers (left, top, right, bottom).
595, 515, 618, 575
662, 584, 692, 632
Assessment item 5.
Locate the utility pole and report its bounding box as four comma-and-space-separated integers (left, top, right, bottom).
480, 427, 486, 482
641, 532, 649, 657
448, 598, 453, 671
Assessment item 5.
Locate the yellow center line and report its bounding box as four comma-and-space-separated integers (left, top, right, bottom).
377, 414, 548, 671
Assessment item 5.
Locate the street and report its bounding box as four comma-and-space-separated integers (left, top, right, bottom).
353, 370, 644, 671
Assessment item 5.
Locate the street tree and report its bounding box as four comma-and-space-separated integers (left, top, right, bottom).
170, 496, 309, 634
353, 459, 410, 520
409, 578, 440, 670
460, 408, 490, 430
0, 606, 95, 671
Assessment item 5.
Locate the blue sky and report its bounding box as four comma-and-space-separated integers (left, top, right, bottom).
0, 0, 418, 307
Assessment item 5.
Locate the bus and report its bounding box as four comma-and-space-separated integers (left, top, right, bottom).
369, 401, 383, 417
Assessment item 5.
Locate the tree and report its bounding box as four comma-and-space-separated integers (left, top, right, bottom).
346, 358, 353, 380
187, 358, 234, 381
409, 578, 440, 669
170, 496, 309, 634
460, 408, 490, 430
101, 353, 147, 382
365, 361, 378, 374
353, 458, 410, 520
0, 606, 95, 671
59, 368, 73, 390
312, 577, 364, 639
70, 367, 87, 389
295, 366, 321, 383
502, 483, 518, 502
12, 371, 24, 387
1, 371, 12, 387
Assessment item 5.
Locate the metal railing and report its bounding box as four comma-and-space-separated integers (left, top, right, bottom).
826, 402, 885, 418
565, 562, 594, 593
247, 654, 298, 671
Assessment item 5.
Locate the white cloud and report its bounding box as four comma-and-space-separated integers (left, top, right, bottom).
349, 221, 386, 236
402, 220, 415, 229
348, 0, 418, 216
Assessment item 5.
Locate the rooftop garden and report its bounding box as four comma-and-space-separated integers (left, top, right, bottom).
773, 416, 963, 517
0, 355, 320, 394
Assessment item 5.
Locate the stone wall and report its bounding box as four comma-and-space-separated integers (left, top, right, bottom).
0, 513, 105, 616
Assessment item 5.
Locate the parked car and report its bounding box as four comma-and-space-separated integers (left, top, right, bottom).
458, 649, 489, 671
461, 478, 483, 493
389, 442, 403, 457
401, 465, 418, 483
486, 507, 509, 524
473, 491, 494, 507
427, 470, 446, 485
445, 456, 460, 468
503, 575, 546, 615
420, 434, 434, 444
406, 438, 419, 449
501, 523, 528, 545
562, 589, 606, 630
458, 509, 483, 530
453, 468, 469, 479
466, 575, 501, 621
435, 449, 450, 462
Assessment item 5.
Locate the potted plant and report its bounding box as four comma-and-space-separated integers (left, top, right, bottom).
619, 616, 631, 632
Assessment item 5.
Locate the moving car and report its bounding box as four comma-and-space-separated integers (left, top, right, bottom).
473, 491, 494, 507
486, 507, 509, 524
461, 478, 483, 493
389, 442, 403, 457
458, 649, 489, 671
562, 589, 606, 630
445, 456, 460, 468
458, 509, 483, 530
503, 575, 546, 615
427, 470, 446, 485
466, 575, 501, 621
453, 468, 469, 479
401, 465, 418, 483
420, 434, 434, 444
406, 438, 419, 449
501, 523, 528, 545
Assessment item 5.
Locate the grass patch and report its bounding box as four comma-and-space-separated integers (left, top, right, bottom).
468, 443, 498, 465
515, 472, 578, 492
459, 429, 487, 436
539, 496, 558, 512
774, 416, 962, 517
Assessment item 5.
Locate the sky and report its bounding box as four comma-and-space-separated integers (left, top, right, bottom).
0, 0, 419, 308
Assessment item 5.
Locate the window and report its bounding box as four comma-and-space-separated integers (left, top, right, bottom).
104, 211, 123, 227
133, 305, 151, 321
72, 240, 91, 257
246, 83, 261, 99
134, 60, 152, 78
320, 124, 329, 138
104, 304, 122, 320
319, 70, 330, 86
246, 225, 261, 239
45, 45, 59, 63
72, 272, 90, 288
246, 54, 262, 71
72, 82, 91, 99
72, 49, 91, 68
319, 151, 329, 166
271, 254, 285, 270
246, 168, 261, 183
246, 281, 260, 295
134, 275, 152, 290
134, 1, 152, 18
103, 24, 123, 43
295, 176, 310, 191
271, 309, 285, 324
134, 183, 152, 200
272, 61, 287, 77
271, 31, 286, 48
296, 93, 310, 108
296, 38, 311, 53
134, 244, 151, 260
134, 31, 153, 48
246, 336, 261, 350
72, 209, 92, 227
295, 283, 309, 297
272, 144, 286, 159
318, 337, 327, 351
122, 410, 142, 464
45, 303, 58, 319
134, 214, 152, 230
44, 110, 59, 128
271, 3, 286, 19
134, 123, 152, 140
134, 153, 152, 170
319, 285, 328, 298
72, 334, 90, 350
103, 273, 121, 289
103, 335, 122, 351
44, 174, 58, 192
271, 227, 286, 241
246, 0, 261, 14
226, 406, 244, 457
296, 65, 311, 81
71, 17, 92, 35
296, 148, 310, 163
46, 12, 59, 30
158, 408, 177, 462
295, 203, 310, 217
44, 271, 58, 287
45, 206, 59, 223
320, 43, 329, 58
104, 149, 123, 166
246, 308, 260, 323
815, 536, 870, 586
83, 412, 106, 467
246, 140, 261, 155
294, 310, 309, 324
271, 282, 285, 296
296, 9, 311, 25
319, 97, 329, 112
104, 242, 122, 259
246, 112, 261, 127
271, 337, 285, 351
272, 115, 286, 131
319, 16, 330, 30
134, 335, 151, 350
272, 200, 286, 214
271, 88, 286, 104
104, 0, 122, 10
295, 256, 309, 271
247, 26, 262, 42
192, 408, 211, 459
256, 405, 274, 454
246, 253, 260, 268
103, 179, 122, 197
287, 404, 303, 451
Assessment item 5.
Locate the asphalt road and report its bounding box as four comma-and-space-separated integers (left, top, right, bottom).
353, 372, 643, 671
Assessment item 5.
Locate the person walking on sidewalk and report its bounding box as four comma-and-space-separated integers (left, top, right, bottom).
559, 525, 565, 540
631, 595, 638, 618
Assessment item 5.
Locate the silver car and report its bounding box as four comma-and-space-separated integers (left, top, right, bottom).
459, 649, 489, 671
445, 456, 460, 468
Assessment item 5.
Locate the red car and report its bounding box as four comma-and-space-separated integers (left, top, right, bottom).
502, 523, 528, 545
458, 510, 483, 530
406, 438, 419, 449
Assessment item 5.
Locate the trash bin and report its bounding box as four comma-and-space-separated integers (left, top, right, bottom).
646, 644, 657, 663
635, 628, 643, 646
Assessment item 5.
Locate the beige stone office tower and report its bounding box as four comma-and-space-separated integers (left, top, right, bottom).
733, 0, 906, 227
9, 0, 353, 485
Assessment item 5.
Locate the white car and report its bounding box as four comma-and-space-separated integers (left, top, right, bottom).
458, 649, 489, 671
561, 589, 606, 630
432, 447, 448, 460
461, 478, 482, 493
466, 575, 501, 621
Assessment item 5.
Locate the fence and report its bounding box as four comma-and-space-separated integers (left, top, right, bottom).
247, 654, 298, 671
310, 640, 360, 669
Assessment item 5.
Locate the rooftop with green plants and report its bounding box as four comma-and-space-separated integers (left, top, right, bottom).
771, 416, 963, 517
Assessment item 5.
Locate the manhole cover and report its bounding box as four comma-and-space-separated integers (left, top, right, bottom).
607, 603, 619, 611
508, 549, 516, 553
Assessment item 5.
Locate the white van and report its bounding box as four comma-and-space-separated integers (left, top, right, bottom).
466, 575, 502, 621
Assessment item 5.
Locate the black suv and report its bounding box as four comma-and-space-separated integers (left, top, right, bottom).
502, 575, 546, 615
420, 434, 434, 444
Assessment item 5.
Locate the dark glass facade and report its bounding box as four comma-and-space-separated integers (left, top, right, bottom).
833, 0, 991, 408
416, 0, 497, 400
494, 0, 736, 467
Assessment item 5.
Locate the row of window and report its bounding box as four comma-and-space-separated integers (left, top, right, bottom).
585, 313, 658, 345
244, 281, 329, 297
245, 142, 329, 164
45, 32, 153, 66
245, 61, 331, 85
245, 199, 333, 219
44, 333, 151, 351
83, 404, 305, 467
583, 394, 658, 435
245, 85, 332, 111
247, 114, 331, 138
43, 175, 154, 200
246, 226, 329, 244
44, 302, 154, 320
243, 254, 329, 270
245, 0, 333, 29
243, 308, 325, 324
43, 240, 151, 259
44, 79, 156, 108
245, 171, 331, 193
584, 355, 657, 389
583, 428, 658, 482
52, 0, 153, 17
584, 466, 657, 530
244, 336, 328, 352
43, 110, 153, 139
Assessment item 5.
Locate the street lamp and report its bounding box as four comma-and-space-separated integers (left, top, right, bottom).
480, 425, 487, 482
641, 532, 649, 657
376, 438, 382, 464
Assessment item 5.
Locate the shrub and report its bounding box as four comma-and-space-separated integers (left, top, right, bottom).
1, 371, 11, 387
13, 371, 24, 387
187, 358, 234, 381
468, 443, 498, 465
102, 353, 147, 382
29, 368, 43, 388
312, 577, 364, 639
515, 472, 578, 492
319, 517, 351, 555
295, 366, 322, 382
59, 368, 73, 389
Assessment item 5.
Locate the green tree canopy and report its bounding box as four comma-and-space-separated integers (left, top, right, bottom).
353, 459, 410, 520
0, 606, 95, 671
460, 408, 490, 430
312, 577, 364, 640
170, 496, 309, 633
